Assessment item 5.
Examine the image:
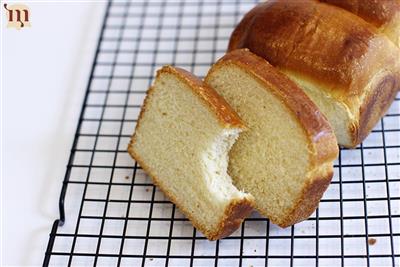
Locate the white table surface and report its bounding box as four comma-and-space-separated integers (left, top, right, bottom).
2, 2, 106, 266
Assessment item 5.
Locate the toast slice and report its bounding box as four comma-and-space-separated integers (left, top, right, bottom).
205, 50, 338, 227
128, 66, 255, 240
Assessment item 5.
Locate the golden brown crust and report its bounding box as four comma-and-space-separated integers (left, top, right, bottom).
208, 197, 254, 240
228, 0, 400, 147
357, 74, 400, 144
128, 143, 255, 241
157, 65, 246, 129
207, 49, 338, 165
319, 0, 400, 47
319, 0, 400, 28
228, 0, 377, 95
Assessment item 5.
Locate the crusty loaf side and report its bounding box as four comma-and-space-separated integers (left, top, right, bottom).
320, 0, 400, 47
228, 0, 400, 147
128, 66, 254, 240
206, 49, 338, 227
357, 73, 400, 144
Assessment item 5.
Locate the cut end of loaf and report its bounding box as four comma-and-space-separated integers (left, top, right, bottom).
128, 66, 254, 240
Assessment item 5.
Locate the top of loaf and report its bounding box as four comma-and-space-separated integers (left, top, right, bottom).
156, 66, 246, 129
228, 0, 400, 106
319, 0, 400, 28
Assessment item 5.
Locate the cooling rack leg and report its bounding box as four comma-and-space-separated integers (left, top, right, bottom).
43, 220, 60, 267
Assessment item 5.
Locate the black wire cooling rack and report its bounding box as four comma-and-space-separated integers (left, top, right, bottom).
43, 1, 400, 266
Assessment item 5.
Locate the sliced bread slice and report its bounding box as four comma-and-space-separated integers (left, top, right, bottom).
205, 49, 338, 227
128, 65, 255, 240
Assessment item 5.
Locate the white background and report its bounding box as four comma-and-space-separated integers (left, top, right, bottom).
2, 2, 106, 266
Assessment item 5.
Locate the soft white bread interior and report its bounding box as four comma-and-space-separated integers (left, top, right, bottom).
205, 50, 338, 227
128, 66, 254, 240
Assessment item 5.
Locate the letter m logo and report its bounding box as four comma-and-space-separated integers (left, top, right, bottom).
3, 3, 31, 29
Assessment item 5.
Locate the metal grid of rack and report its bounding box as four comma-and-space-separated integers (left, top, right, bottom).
44, 1, 400, 266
